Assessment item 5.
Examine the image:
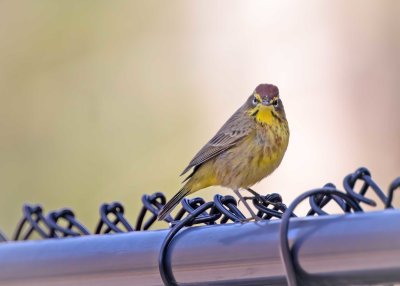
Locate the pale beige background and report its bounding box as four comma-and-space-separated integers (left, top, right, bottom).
0, 1, 399, 235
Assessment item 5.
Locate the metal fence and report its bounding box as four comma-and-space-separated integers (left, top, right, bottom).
0, 167, 399, 286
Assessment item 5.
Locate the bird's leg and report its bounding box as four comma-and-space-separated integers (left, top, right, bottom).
245, 188, 266, 203
233, 189, 261, 221
246, 188, 281, 208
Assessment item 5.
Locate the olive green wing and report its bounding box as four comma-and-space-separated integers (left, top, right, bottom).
180, 108, 254, 177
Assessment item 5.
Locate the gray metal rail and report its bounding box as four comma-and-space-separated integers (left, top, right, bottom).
0, 210, 399, 286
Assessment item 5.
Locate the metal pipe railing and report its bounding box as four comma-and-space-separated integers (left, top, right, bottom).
0, 209, 399, 286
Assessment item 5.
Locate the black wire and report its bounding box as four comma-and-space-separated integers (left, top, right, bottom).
343, 167, 386, 207
47, 209, 90, 237
279, 188, 362, 286
213, 194, 245, 222
0, 230, 7, 242
95, 202, 133, 234
4, 167, 399, 285
159, 201, 214, 286
136, 192, 166, 230
13, 205, 52, 240
386, 177, 400, 209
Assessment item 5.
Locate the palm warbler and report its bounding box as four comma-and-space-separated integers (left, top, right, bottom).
158, 84, 289, 221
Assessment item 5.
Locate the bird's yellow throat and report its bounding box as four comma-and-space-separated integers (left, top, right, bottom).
249, 105, 280, 126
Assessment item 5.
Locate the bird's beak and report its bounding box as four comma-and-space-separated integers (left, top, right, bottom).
261, 99, 272, 106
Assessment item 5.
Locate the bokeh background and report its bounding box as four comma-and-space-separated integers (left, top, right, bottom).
0, 1, 399, 236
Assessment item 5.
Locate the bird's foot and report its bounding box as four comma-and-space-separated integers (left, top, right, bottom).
245, 188, 282, 208
239, 215, 262, 223
233, 189, 262, 222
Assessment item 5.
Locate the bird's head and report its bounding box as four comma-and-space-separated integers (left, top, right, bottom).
246, 84, 287, 124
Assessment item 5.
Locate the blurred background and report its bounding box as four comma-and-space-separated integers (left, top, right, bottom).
0, 1, 399, 235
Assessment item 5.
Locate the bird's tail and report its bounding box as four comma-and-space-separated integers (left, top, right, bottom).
158, 185, 192, 221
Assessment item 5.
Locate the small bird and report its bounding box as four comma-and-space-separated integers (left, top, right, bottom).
158, 84, 289, 221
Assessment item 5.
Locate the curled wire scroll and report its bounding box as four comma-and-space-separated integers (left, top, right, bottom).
4, 167, 400, 286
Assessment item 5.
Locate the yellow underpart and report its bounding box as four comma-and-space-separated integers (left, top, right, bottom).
186, 118, 289, 190
255, 106, 276, 125
184, 161, 219, 193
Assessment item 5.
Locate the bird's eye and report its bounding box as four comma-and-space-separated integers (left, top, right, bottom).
273, 99, 279, 108
252, 97, 258, 106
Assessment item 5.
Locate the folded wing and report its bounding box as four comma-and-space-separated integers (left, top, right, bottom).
181, 107, 254, 177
